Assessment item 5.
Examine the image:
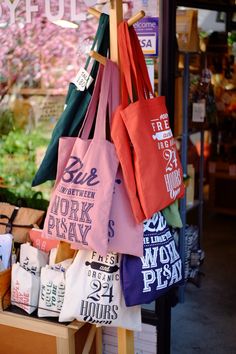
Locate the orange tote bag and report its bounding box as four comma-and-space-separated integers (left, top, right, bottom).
113, 22, 185, 221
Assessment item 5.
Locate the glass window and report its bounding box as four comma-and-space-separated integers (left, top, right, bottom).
0, 1, 97, 201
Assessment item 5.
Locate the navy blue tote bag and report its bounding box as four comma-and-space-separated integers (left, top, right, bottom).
120, 212, 183, 307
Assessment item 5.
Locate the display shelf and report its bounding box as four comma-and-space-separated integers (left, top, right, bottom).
178, 52, 205, 302
8, 88, 67, 96
0, 308, 86, 354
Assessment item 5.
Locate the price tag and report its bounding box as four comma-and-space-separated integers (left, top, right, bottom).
192, 101, 206, 123
73, 68, 93, 91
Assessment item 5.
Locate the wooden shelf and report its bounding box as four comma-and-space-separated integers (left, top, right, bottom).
9, 88, 67, 96
0, 309, 86, 354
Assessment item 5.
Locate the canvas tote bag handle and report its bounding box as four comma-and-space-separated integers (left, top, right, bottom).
118, 22, 154, 104
119, 22, 149, 106
93, 59, 113, 140
125, 24, 154, 98
79, 64, 104, 139
79, 60, 119, 140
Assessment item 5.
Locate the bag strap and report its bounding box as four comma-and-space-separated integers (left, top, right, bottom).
108, 62, 120, 117
128, 25, 154, 97
80, 60, 120, 139
122, 22, 146, 100
79, 64, 104, 139
118, 21, 154, 104
0, 208, 18, 233
118, 22, 135, 104
0, 208, 34, 232
93, 60, 115, 140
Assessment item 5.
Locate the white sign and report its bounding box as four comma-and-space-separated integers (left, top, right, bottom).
73, 67, 93, 91
145, 58, 155, 91
139, 34, 157, 56
134, 18, 159, 57
0, 0, 91, 25
192, 101, 206, 123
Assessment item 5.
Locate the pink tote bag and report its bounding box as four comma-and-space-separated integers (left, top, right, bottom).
43, 61, 119, 256
107, 166, 143, 256
58, 62, 143, 257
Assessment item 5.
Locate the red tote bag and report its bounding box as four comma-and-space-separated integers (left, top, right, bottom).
111, 29, 146, 224
42, 61, 119, 256
114, 22, 185, 220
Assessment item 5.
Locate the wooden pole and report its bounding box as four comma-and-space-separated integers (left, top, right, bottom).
108, 1, 135, 353
109, 0, 123, 63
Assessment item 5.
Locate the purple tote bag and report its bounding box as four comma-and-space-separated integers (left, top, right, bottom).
120, 212, 183, 306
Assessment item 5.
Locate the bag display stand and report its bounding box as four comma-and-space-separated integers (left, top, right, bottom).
179, 52, 205, 301
89, 3, 145, 352
0, 311, 84, 354
0, 3, 146, 354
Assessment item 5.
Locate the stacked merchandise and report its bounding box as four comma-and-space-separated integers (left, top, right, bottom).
184, 225, 205, 283
11, 236, 73, 317
173, 225, 204, 284
0, 203, 45, 310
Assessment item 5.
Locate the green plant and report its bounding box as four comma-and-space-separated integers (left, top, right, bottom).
0, 129, 50, 199
0, 109, 14, 136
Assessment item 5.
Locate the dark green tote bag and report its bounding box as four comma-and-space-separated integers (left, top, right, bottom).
32, 14, 109, 187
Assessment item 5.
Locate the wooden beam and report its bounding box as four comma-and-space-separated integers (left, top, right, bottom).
95, 327, 103, 354
127, 10, 145, 27
117, 328, 134, 354
81, 325, 96, 354
87, 7, 101, 19
0, 311, 84, 339
90, 50, 107, 66
109, 2, 134, 353
109, 0, 123, 63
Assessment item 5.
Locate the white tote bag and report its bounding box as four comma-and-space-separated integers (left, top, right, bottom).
11, 262, 40, 314
0, 233, 13, 270
38, 265, 67, 317
20, 242, 49, 276
59, 250, 141, 331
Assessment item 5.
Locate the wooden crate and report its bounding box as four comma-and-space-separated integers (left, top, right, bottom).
0, 268, 11, 310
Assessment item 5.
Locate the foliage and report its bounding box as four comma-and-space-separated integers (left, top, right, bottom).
0, 129, 49, 199
0, 109, 14, 136
0, 0, 96, 94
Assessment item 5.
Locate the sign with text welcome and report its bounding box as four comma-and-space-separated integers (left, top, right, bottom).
133, 17, 159, 57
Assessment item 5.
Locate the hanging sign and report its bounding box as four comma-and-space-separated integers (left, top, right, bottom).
192, 100, 206, 123
133, 17, 159, 57
145, 58, 155, 91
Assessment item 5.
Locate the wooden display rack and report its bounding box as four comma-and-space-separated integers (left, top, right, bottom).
0, 2, 146, 354
0, 311, 85, 354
